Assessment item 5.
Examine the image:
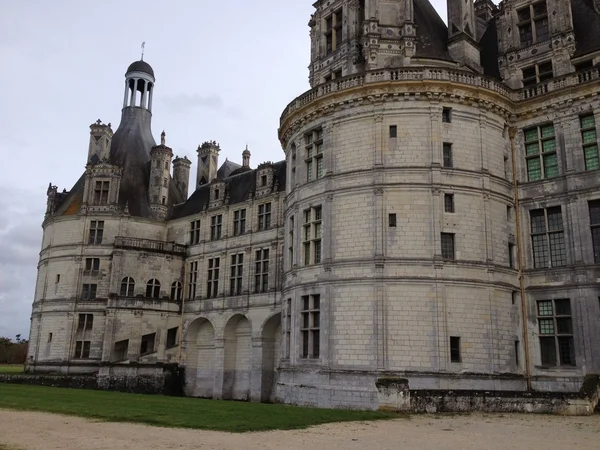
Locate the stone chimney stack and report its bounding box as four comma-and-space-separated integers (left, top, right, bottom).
88, 120, 113, 162
242, 146, 251, 168
196, 141, 220, 187
173, 155, 192, 199
447, 0, 482, 73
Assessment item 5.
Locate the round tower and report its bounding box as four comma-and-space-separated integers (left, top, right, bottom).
149, 131, 173, 219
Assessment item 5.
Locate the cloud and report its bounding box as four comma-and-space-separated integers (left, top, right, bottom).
0, 187, 44, 338
162, 93, 224, 113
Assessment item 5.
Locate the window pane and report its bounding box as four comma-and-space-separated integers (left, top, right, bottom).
543, 154, 558, 178
540, 337, 557, 366
554, 299, 572, 316
538, 300, 553, 316
584, 145, 599, 170
532, 235, 548, 268
542, 139, 556, 153
525, 143, 539, 155
539, 318, 555, 334
530, 210, 546, 233
549, 232, 567, 266
556, 318, 573, 334
558, 337, 575, 365
546, 208, 563, 231
582, 130, 597, 144
541, 125, 554, 138
524, 128, 538, 142
527, 158, 542, 180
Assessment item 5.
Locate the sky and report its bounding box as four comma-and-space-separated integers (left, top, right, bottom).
0, 0, 449, 339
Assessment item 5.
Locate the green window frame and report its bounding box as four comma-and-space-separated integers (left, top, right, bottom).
580, 115, 599, 171
524, 124, 558, 181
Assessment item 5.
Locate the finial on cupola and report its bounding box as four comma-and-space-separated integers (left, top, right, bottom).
161, 130, 166, 146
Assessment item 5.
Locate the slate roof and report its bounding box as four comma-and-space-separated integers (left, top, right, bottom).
171, 160, 287, 220
413, 0, 452, 61
479, 20, 501, 80
217, 159, 242, 179
572, 0, 600, 58
127, 60, 155, 77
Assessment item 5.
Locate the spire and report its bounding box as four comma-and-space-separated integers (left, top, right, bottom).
161, 130, 166, 146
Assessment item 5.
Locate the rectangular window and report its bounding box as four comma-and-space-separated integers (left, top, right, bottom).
230, 253, 244, 296
441, 233, 455, 261
524, 124, 558, 181
207, 257, 220, 299
188, 261, 198, 300
389, 213, 397, 228
589, 200, 600, 263
258, 203, 272, 231
210, 215, 222, 241
518, 2, 549, 47
443, 143, 453, 168
325, 9, 343, 54
580, 115, 599, 171
77, 314, 93, 331
233, 209, 246, 236
74, 341, 91, 359
88, 221, 104, 245
140, 333, 156, 355
254, 249, 269, 293
84, 258, 100, 274
442, 107, 452, 123
537, 299, 575, 366
94, 180, 110, 205
113, 339, 129, 361
444, 194, 455, 213
166, 327, 178, 348
450, 336, 461, 363
300, 294, 320, 359
530, 207, 566, 268
288, 216, 295, 268
389, 125, 397, 138
305, 129, 324, 181
522, 61, 553, 87
81, 284, 97, 300
48, 333, 53, 343
303, 206, 323, 265
515, 340, 520, 367
509, 243, 516, 268
189, 220, 201, 245
283, 298, 292, 359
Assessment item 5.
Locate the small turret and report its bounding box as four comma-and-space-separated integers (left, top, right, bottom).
88, 120, 113, 162
148, 131, 173, 219
173, 155, 192, 199
242, 146, 251, 168
196, 141, 220, 187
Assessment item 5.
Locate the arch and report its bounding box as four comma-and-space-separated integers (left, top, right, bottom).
223, 314, 252, 401
146, 279, 161, 299
183, 317, 216, 398
170, 281, 182, 301
260, 313, 282, 402
120, 277, 135, 297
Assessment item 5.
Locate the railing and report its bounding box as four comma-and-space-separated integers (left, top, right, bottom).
114, 236, 187, 256
280, 66, 600, 123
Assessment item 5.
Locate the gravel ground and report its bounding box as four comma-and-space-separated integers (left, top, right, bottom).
0, 409, 598, 450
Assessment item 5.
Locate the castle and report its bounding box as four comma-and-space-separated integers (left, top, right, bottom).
27, 0, 600, 409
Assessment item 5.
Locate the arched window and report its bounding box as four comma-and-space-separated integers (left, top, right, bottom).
171, 281, 182, 301
164, 161, 169, 170
120, 277, 135, 297
146, 279, 161, 299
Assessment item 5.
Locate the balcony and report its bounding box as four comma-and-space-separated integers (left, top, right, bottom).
114, 236, 187, 256
280, 66, 600, 124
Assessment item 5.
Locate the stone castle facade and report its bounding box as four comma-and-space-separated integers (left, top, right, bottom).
27, 0, 600, 408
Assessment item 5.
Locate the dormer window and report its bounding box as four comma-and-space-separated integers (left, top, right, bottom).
94, 180, 109, 205
522, 61, 553, 87
325, 9, 342, 55
518, 2, 549, 47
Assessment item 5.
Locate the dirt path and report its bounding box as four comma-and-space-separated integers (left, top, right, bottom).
0, 409, 598, 450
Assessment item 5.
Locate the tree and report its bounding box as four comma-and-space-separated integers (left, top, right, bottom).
0, 335, 28, 365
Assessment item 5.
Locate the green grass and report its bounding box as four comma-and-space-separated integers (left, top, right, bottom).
0, 384, 397, 432
0, 445, 22, 450
0, 365, 23, 374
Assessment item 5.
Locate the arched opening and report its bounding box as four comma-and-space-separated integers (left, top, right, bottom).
183, 317, 215, 398
261, 313, 282, 402
120, 277, 135, 297
223, 314, 252, 401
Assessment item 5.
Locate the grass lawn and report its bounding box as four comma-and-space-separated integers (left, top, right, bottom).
0, 365, 23, 374
0, 384, 397, 432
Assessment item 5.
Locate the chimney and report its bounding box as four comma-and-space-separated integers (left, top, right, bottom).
196, 141, 220, 187
173, 156, 192, 198
242, 145, 251, 168
447, 0, 482, 73
88, 120, 113, 162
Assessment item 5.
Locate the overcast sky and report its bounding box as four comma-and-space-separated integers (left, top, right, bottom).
0, 0, 449, 339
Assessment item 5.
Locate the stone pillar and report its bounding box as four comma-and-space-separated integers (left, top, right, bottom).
212, 337, 225, 399
250, 337, 264, 403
